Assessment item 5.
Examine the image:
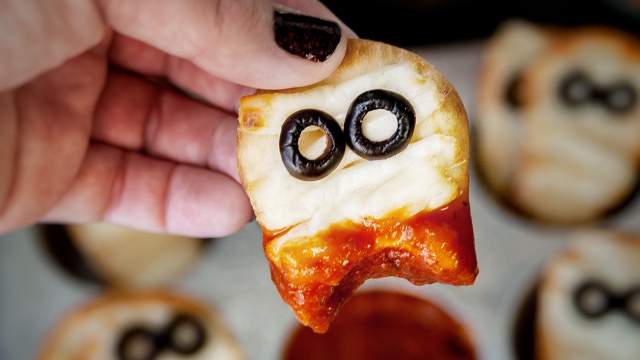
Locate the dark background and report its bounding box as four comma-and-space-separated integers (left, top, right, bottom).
320, 0, 640, 46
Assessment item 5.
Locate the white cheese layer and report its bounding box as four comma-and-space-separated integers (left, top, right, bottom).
240, 63, 466, 244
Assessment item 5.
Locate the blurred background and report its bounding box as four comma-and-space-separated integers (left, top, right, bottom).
321, 0, 640, 45
1, 1, 639, 360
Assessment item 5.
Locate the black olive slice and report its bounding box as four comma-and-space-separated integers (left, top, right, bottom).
165, 314, 207, 355
116, 326, 158, 360
38, 225, 105, 286
279, 109, 345, 180
573, 281, 611, 319
505, 72, 524, 109
559, 70, 592, 107
604, 82, 637, 114
344, 89, 415, 160
624, 287, 640, 325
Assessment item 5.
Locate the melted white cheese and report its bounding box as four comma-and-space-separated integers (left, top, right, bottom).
240, 63, 465, 246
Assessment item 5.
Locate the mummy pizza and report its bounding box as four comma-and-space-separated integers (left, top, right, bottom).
476, 21, 549, 194
238, 39, 477, 332
38, 291, 242, 360
537, 231, 640, 359
477, 23, 640, 223
57, 223, 204, 288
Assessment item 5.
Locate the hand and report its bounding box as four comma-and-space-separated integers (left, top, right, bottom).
0, 0, 353, 237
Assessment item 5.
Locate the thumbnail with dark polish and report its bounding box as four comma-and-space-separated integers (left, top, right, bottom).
274, 10, 341, 62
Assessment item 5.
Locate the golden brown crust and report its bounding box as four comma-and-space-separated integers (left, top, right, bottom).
244, 39, 442, 98
550, 27, 640, 62
433, 83, 470, 184
238, 39, 460, 130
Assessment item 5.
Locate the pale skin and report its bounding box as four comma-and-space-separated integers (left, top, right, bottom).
0, 0, 353, 237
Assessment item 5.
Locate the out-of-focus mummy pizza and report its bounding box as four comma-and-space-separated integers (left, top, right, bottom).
477, 23, 640, 223
59, 223, 204, 288
238, 39, 477, 332
476, 21, 549, 194
537, 231, 640, 360
516, 28, 640, 223
38, 291, 241, 360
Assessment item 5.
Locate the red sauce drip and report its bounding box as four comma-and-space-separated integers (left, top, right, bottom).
263, 195, 477, 333
284, 291, 476, 360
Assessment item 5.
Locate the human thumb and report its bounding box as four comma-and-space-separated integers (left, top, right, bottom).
99, 0, 353, 89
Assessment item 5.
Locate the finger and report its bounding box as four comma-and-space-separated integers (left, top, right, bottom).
92, 71, 239, 181
0, 45, 106, 233
98, 0, 348, 89
43, 143, 253, 238
0, 0, 105, 89
109, 34, 253, 112
276, 0, 357, 38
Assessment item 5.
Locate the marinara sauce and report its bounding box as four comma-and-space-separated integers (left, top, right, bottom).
284, 291, 476, 360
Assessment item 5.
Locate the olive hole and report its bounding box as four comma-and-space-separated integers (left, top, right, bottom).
566, 79, 591, 103
124, 340, 153, 360
559, 71, 591, 107
578, 288, 607, 314
574, 282, 609, 318
626, 290, 640, 322
172, 321, 200, 350
608, 87, 634, 112
298, 126, 330, 160
118, 329, 156, 360
362, 109, 398, 142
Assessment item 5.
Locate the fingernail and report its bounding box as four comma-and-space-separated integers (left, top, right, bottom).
273, 10, 342, 62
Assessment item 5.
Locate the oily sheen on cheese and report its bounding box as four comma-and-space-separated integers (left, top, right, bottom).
238, 39, 477, 332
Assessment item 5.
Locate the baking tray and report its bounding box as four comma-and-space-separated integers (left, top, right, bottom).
1, 41, 639, 360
